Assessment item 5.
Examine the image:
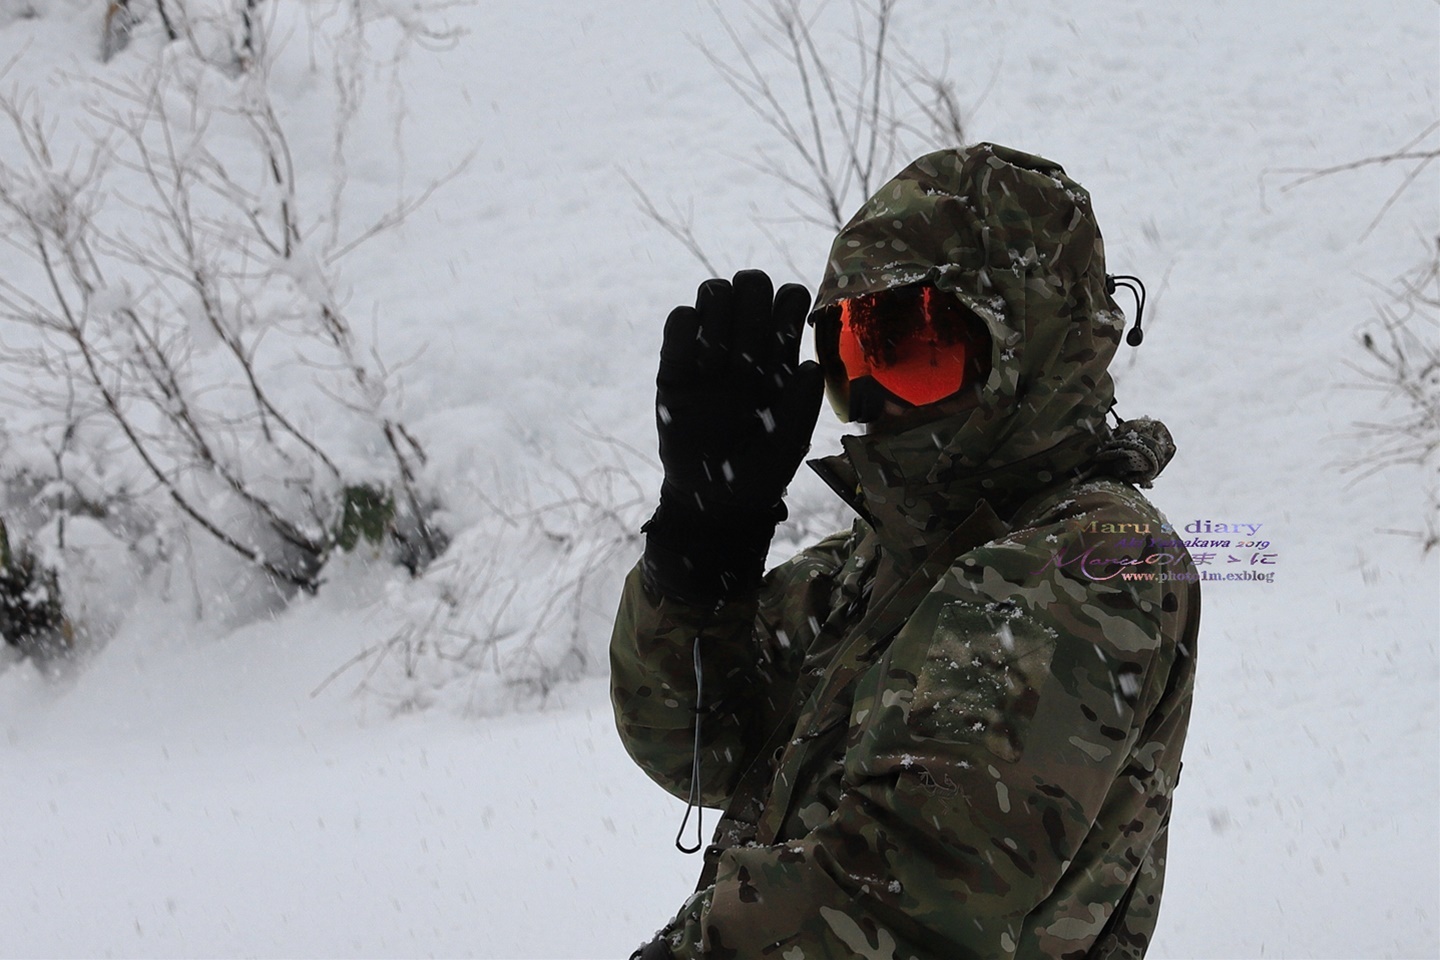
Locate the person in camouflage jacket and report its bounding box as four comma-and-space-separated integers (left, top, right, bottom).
612, 143, 1200, 959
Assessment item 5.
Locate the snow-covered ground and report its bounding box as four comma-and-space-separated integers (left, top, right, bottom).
1, 1, 1436, 957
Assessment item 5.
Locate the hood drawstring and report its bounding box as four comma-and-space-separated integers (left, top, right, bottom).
1107, 274, 1148, 346
675, 635, 707, 854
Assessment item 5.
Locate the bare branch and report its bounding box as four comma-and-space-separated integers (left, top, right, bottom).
1277, 121, 1440, 190
327, 149, 476, 264
621, 170, 721, 275
640, 0, 972, 263
1266, 122, 1440, 239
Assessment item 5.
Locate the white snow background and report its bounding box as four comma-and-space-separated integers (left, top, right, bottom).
0, 1, 1436, 957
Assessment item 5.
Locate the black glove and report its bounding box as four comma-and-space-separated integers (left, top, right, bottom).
641, 269, 824, 605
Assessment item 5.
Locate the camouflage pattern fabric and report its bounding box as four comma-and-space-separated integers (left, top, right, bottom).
612, 143, 1200, 959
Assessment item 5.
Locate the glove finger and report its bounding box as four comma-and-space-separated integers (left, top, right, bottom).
768, 360, 824, 451
729, 268, 775, 377
654, 388, 713, 465
657, 305, 705, 385
772, 282, 812, 371
693, 277, 735, 368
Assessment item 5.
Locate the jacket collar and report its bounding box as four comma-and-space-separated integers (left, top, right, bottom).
809, 415, 1106, 565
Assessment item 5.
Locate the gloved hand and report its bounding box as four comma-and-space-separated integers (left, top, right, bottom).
641, 269, 824, 605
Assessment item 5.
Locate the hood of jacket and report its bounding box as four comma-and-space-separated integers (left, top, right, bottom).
812, 142, 1129, 485
807, 144, 1177, 562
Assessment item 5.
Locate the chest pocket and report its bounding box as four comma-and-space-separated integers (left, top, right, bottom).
909, 600, 1058, 763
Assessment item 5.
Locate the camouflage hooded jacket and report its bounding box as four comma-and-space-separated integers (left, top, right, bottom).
611, 144, 1200, 959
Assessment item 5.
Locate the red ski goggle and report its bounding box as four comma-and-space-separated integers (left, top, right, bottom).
812, 285, 986, 423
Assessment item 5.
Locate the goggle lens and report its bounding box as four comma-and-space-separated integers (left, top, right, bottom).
814, 286, 978, 421
838, 293, 968, 405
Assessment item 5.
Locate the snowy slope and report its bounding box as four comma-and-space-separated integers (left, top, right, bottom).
2, 1, 1437, 957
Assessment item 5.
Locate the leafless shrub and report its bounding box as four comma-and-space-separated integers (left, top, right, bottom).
313, 444, 650, 716
1343, 240, 1440, 551
1280, 122, 1440, 550
0, 517, 74, 669
628, 0, 969, 272
0, 4, 462, 602
700, 0, 963, 231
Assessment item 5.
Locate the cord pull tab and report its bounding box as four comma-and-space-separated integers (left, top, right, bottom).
1106, 274, 1148, 346
674, 636, 706, 854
